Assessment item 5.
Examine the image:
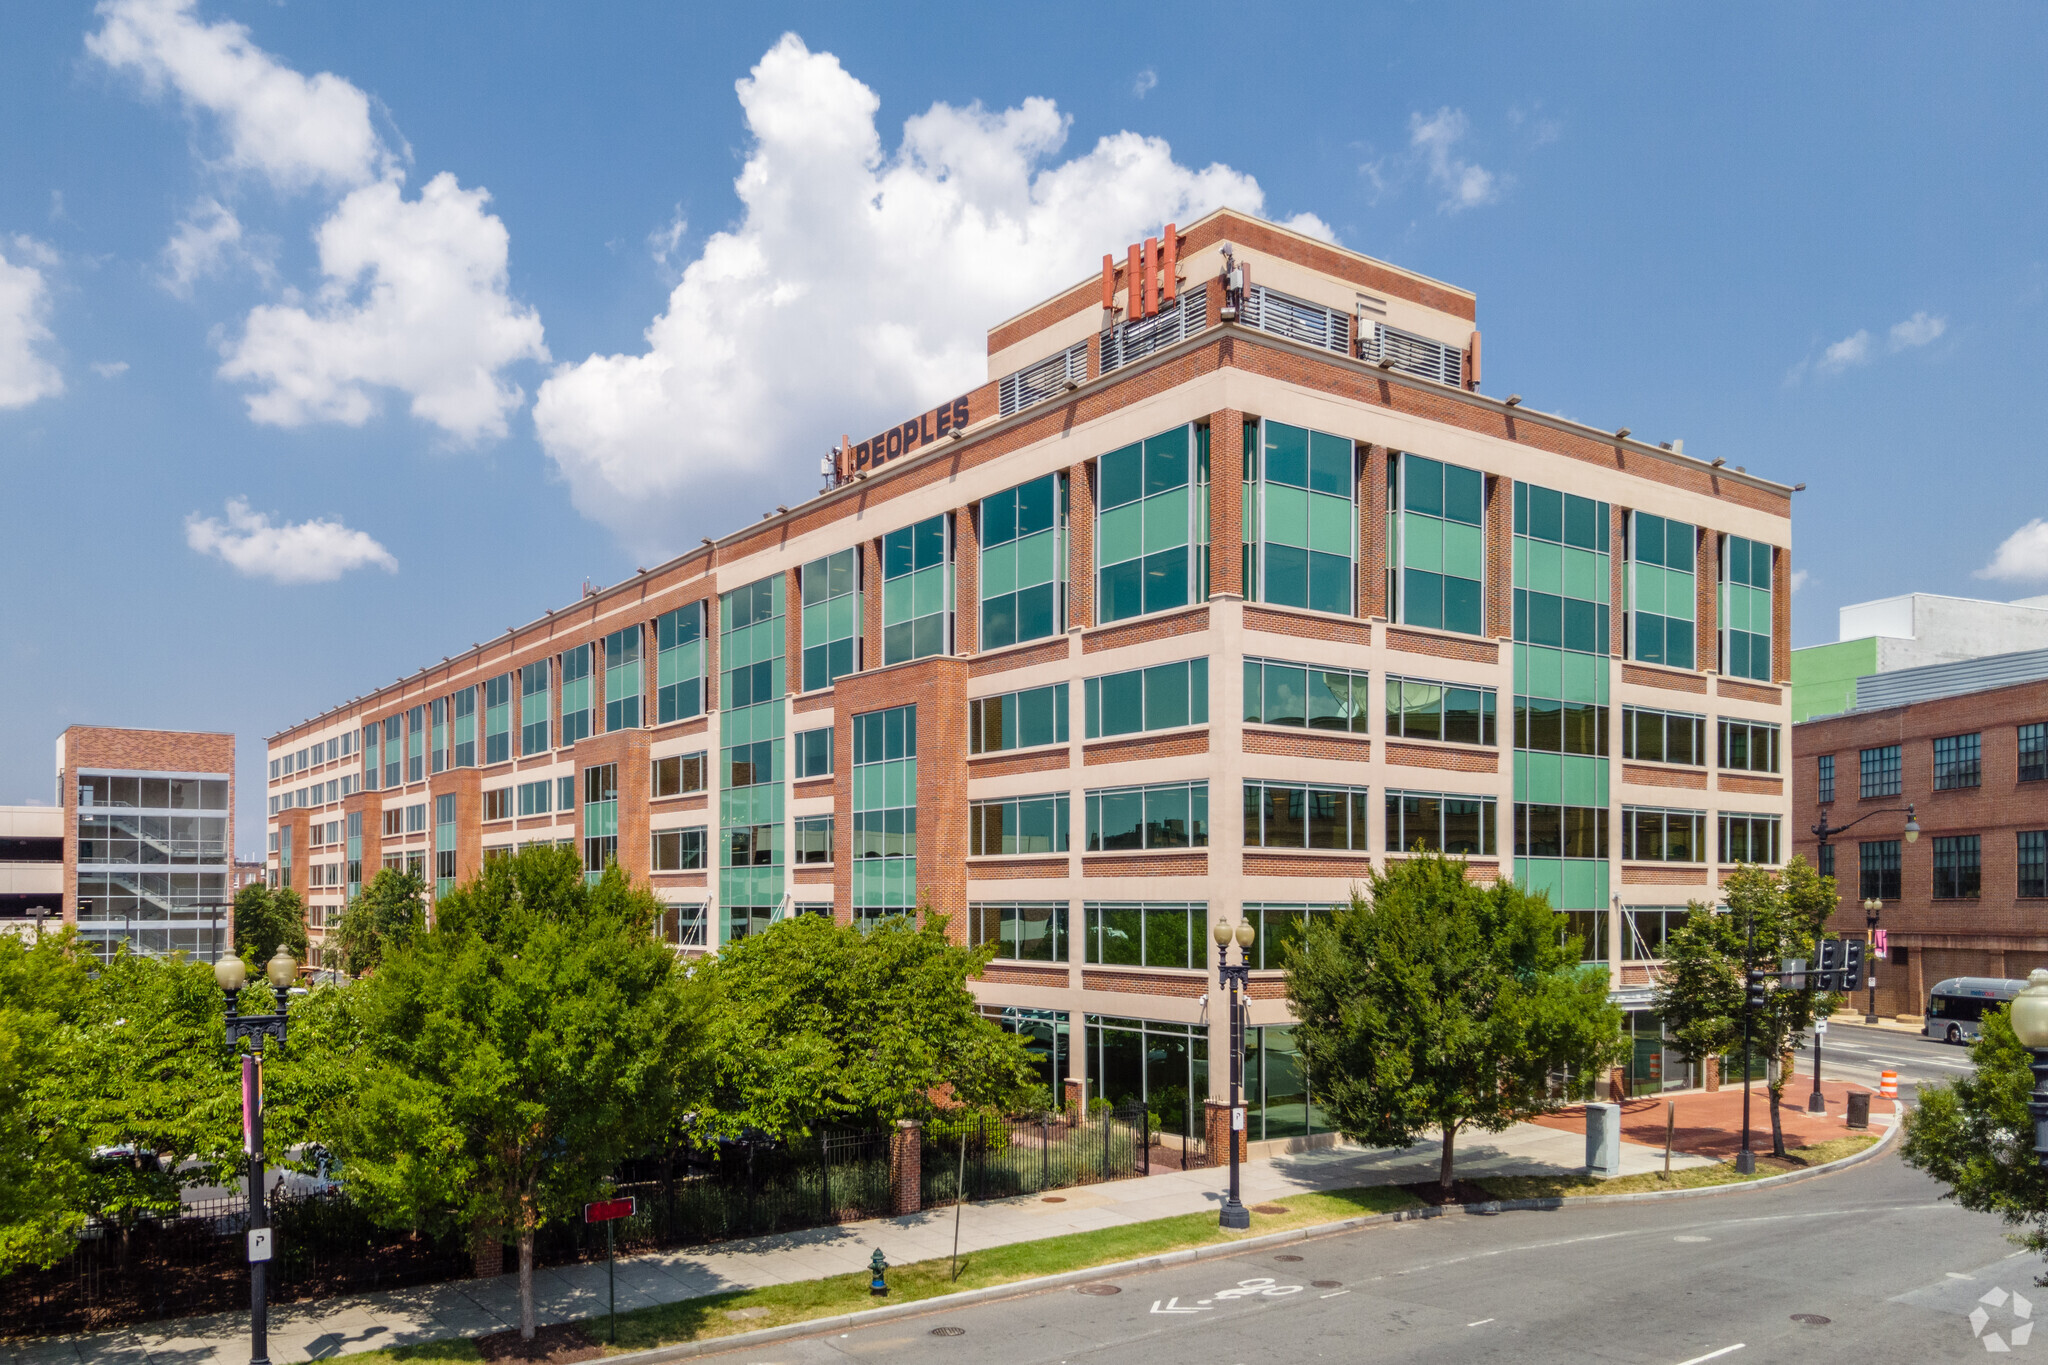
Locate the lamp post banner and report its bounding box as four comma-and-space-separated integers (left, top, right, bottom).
1875, 928, 1887, 953
241, 1054, 256, 1156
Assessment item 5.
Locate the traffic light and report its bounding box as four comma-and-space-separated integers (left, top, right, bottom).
1842, 938, 1866, 987
1815, 940, 1843, 992
1746, 970, 1771, 1010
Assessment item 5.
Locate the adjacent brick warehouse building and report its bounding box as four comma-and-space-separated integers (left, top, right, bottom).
266, 208, 1794, 1148
55, 725, 236, 961
1794, 652, 2048, 1022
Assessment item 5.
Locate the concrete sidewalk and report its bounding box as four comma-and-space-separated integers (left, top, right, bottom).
4, 1119, 1730, 1365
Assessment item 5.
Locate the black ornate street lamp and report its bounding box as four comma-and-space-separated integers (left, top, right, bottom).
216, 947, 298, 1365
2009, 970, 2048, 1172
1810, 803, 1917, 1024
1212, 915, 1256, 1230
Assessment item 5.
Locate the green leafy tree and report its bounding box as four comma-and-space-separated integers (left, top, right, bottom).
1902, 1003, 2048, 1261
330, 867, 425, 977
318, 847, 703, 1340
233, 882, 309, 967
1652, 858, 1841, 1158
0, 929, 93, 1271
1285, 854, 1625, 1191
693, 911, 1036, 1141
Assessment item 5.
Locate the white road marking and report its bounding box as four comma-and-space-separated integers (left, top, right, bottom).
1149, 1297, 1210, 1315
1950, 1272, 1978, 1280
1320, 1290, 1350, 1299
1671, 1346, 1744, 1365
1467, 1317, 1495, 1326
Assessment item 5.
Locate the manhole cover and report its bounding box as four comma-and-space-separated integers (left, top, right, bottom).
1311, 1280, 1343, 1289
1076, 1284, 1122, 1296
1274, 1254, 1304, 1263
1252, 1203, 1290, 1214
930, 1325, 966, 1336
1042, 1196, 1066, 1203
1791, 1314, 1831, 1326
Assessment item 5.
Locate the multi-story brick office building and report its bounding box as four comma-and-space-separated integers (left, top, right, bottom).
51, 725, 237, 961
1794, 648, 2048, 1022
266, 208, 1794, 1146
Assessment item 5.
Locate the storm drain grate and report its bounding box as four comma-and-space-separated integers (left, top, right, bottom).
931, 1326, 966, 1336
1791, 1314, 1831, 1326
1076, 1284, 1123, 1296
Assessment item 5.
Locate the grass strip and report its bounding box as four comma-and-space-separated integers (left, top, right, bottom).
320, 1185, 1422, 1364
1475, 1133, 1881, 1200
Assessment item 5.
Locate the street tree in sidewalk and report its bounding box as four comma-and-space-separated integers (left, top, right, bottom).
320, 847, 705, 1341
0, 929, 92, 1271
1901, 1004, 2048, 1263
1652, 858, 1841, 1159
329, 866, 425, 977
693, 909, 1036, 1141
232, 882, 308, 967
1285, 853, 1625, 1193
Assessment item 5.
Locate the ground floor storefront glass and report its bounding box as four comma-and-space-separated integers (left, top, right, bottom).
1244, 1025, 1326, 1141
981, 1005, 1069, 1100
1084, 1015, 1207, 1144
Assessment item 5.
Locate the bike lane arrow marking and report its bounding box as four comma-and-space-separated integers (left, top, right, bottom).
1150, 1298, 1212, 1315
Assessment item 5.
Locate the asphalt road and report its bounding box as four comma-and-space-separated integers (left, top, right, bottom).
713, 1148, 2031, 1364
1795, 1019, 1975, 1093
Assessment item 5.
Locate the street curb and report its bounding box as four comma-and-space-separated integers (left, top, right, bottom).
598, 1116, 1904, 1362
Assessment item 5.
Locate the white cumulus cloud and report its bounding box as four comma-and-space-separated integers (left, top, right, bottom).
1132, 68, 1158, 99
533, 33, 1330, 554
91, 0, 543, 443
0, 239, 65, 409
1410, 108, 1501, 212
1805, 310, 1948, 381
185, 497, 396, 583
159, 197, 244, 295
1977, 519, 2048, 583
221, 173, 546, 441
1889, 311, 1946, 350
87, 0, 390, 192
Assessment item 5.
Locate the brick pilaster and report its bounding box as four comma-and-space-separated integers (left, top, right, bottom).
861, 539, 883, 671
1697, 530, 1720, 672
1064, 1076, 1087, 1118
1208, 412, 1244, 598
1203, 1099, 1246, 1168
954, 507, 979, 654
1772, 542, 1792, 684
1359, 443, 1388, 619
1485, 472, 1513, 639
786, 568, 805, 693
1609, 504, 1627, 656
1068, 463, 1096, 627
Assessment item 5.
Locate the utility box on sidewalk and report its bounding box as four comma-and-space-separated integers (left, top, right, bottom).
1585, 1103, 1622, 1177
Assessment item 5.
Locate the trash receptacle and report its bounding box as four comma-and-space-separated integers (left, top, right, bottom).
1846, 1091, 1871, 1130
1585, 1102, 1621, 1176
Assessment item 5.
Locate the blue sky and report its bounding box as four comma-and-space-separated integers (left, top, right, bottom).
3, 3, 2045, 838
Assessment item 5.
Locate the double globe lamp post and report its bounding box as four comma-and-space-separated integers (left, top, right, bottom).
1212, 915, 1256, 1230
214, 947, 299, 1365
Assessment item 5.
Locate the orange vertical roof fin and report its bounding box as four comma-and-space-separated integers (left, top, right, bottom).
1126, 243, 1141, 318
1160, 223, 1177, 302
1102, 255, 1115, 311
1142, 237, 1158, 318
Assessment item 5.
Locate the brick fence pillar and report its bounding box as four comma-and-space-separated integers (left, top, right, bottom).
1064, 1077, 1087, 1120
1704, 1055, 1721, 1091
473, 1230, 503, 1278
1204, 1099, 1245, 1168
890, 1119, 922, 1215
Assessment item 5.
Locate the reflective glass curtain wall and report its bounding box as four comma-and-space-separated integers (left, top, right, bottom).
720, 576, 785, 941
852, 704, 917, 921
1098, 426, 1207, 623
1389, 453, 1483, 634
1248, 421, 1353, 614
1513, 481, 1612, 917
980, 473, 1068, 648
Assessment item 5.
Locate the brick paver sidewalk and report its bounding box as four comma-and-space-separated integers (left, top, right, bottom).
1528, 1078, 1895, 1160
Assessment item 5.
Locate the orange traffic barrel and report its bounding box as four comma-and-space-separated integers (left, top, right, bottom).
1880, 1070, 1898, 1099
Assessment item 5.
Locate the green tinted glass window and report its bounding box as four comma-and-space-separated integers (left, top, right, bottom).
882, 517, 952, 664
800, 550, 860, 690
1254, 421, 1355, 616
982, 473, 1067, 648
1098, 426, 1207, 623
656, 602, 706, 722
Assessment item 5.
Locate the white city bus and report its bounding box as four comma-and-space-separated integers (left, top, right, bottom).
1925, 976, 2029, 1044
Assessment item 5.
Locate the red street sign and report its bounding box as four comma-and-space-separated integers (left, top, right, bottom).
584, 1197, 636, 1224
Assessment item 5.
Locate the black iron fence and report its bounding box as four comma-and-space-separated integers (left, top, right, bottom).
920, 1102, 1150, 1207
4, 1113, 1160, 1339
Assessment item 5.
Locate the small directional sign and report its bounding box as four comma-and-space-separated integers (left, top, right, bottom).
248, 1228, 273, 1262
584, 1197, 636, 1223
1814, 1019, 1828, 1035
